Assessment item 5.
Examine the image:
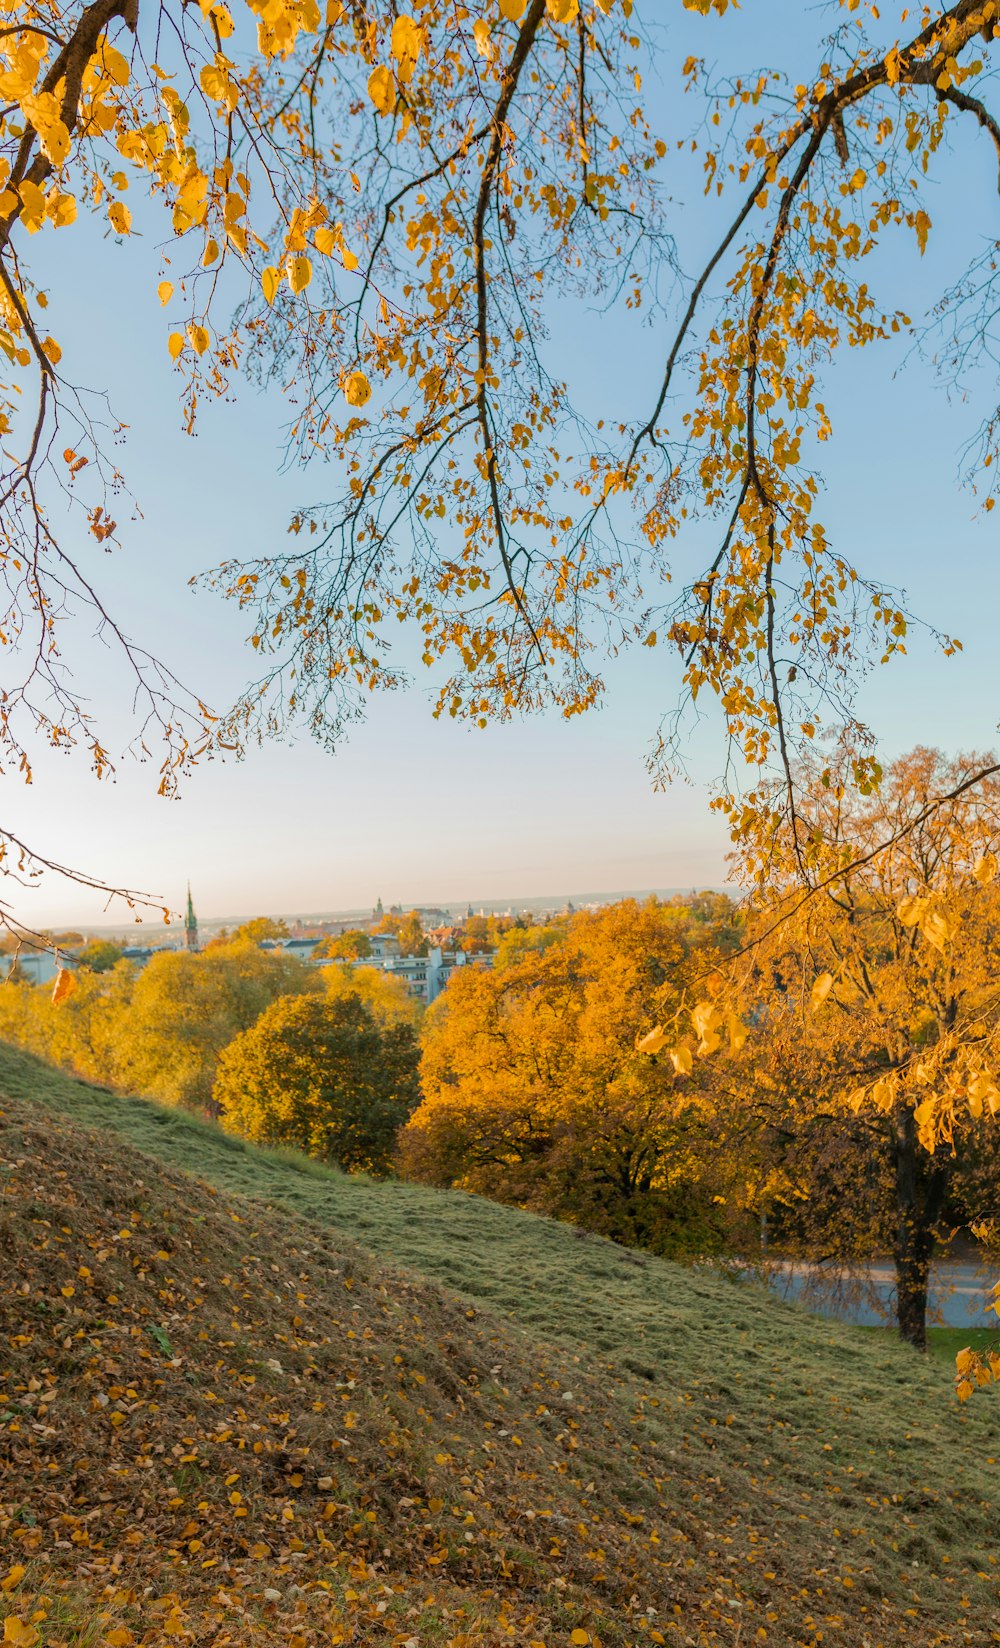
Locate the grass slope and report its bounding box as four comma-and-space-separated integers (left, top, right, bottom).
3, 1043, 1000, 1648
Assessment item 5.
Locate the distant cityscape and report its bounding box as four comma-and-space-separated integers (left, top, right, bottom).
35, 884, 714, 942
7, 884, 718, 1006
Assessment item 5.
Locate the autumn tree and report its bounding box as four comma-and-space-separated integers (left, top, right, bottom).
227, 917, 290, 946
404, 898, 743, 1254
396, 911, 427, 957
492, 919, 567, 968
76, 940, 125, 973
8, 0, 1000, 934
215, 993, 420, 1174
456, 916, 491, 956
322, 960, 422, 1028
700, 745, 1000, 1350
115, 939, 315, 1110
0, 957, 136, 1085
316, 929, 373, 960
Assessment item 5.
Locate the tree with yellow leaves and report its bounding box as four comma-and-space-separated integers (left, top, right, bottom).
706, 745, 1000, 1349
215, 990, 420, 1172
8, 0, 1000, 931
404, 897, 744, 1254
321, 958, 422, 1027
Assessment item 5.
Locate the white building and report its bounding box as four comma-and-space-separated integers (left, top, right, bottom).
15, 949, 65, 987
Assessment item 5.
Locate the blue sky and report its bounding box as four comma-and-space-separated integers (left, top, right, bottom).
7, 0, 1000, 929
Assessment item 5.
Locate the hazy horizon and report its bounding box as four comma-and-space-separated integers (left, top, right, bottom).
35, 883, 732, 939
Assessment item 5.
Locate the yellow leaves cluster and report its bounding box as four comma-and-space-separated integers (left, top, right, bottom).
244, 0, 321, 60
955, 1337, 1000, 1402
391, 15, 424, 83
895, 893, 957, 953
965, 1071, 1000, 1120
0, 173, 77, 235
636, 997, 746, 1072
367, 14, 424, 115
847, 1056, 1000, 1154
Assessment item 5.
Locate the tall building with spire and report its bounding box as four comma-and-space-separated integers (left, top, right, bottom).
184, 885, 199, 953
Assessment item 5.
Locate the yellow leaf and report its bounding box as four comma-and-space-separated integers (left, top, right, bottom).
47, 191, 77, 228
895, 894, 927, 927
3, 1620, 38, 1648
473, 19, 492, 55
809, 971, 834, 1011
51, 968, 75, 1006
314, 227, 336, 256
168, 332, 185, 359
105, 1631, 134, 1647
571, 1633, 590, 1647
918, 907, 954, 953
547, 0, 580, 20
202, 238, 219, 267
18, 180, 46, 232
499, 0, 528, 16
635, 1025, 666, 1055
187, 323, 210, 355
101, 43, 131, 85
288, 255, 312, 294
157, 280, 174, 306
368, 65, 397, 115
956, 1347, 974, 1375
691, 1000, 722, 1054
0, 1573, 25, 1596
726, 1012, 748, 1052
107, 201, 131, 235
974, 852, 997, 886
390, 15, 423, 82
38, 117, 71, 167
261, 266, 280, 305
344, 369, 371, 407
670, 1044, 693, 1076
870, 1079, 893, 1111
42, 336, 61, 366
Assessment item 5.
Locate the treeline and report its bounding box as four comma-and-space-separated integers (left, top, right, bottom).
0, 894, 738, 1244
0, 940, 422, 1173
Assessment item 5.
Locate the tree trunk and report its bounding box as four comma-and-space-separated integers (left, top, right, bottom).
890, 1102, 946, 1351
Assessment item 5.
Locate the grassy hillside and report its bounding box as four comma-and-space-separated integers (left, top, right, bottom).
3, 1042, 1000, 1647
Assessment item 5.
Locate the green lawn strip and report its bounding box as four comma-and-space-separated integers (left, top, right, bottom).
829, 1324, 998, 1367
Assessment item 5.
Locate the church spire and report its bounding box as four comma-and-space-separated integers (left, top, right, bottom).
184, 884, 199, 953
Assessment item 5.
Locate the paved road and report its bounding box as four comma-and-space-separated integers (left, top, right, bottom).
764, 1259, 998, 1328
